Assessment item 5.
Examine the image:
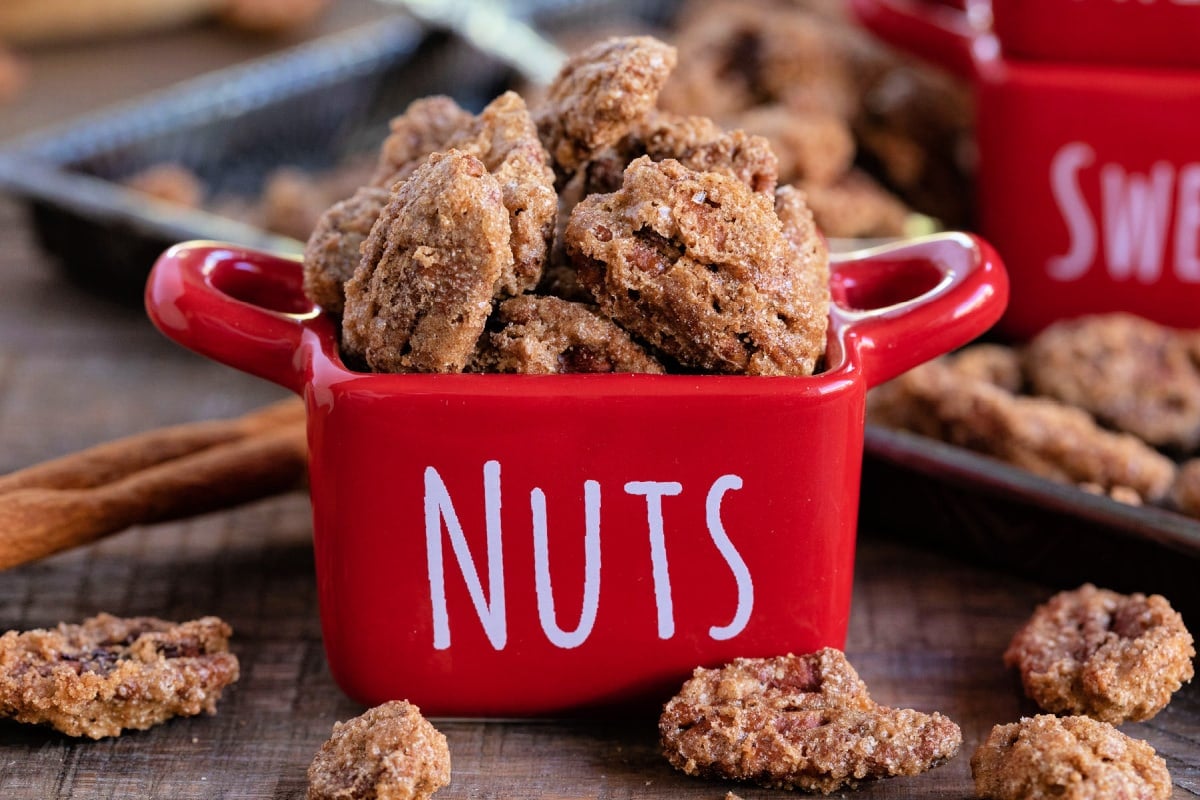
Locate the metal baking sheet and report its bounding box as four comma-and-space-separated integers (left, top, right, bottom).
0, 16, 509, 303
860, 424, 1200, 619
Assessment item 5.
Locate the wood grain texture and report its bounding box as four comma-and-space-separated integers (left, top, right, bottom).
0, 8, 1197, 798
1, 518, 1196, 799
0, 421, 307, 569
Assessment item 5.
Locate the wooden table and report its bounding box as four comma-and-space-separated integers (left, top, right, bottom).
1, 7, 1197, 797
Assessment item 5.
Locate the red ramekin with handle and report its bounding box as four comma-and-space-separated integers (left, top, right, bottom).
992, 0, 1200, 70
145, 234, 1006, 716
852, 0, 1200, 339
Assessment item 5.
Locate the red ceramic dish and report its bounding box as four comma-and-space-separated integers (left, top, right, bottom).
852, 0, 1200, 339
991, 0, 1200, 69
145, 235, 1006, 716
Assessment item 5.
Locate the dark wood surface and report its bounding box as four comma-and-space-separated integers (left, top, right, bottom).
1, 7, 1198, 797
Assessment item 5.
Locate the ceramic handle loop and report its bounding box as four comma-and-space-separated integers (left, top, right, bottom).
830, 233, 1008, 388
849, 0, 985, 80
144, 242, 322, 395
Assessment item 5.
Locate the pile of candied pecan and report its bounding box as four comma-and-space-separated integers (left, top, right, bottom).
302, 34, 833, 378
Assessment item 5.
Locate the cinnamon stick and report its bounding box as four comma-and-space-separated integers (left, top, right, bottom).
0, 400, 309, 570
0, 398, 304, 495
0, 423, 307, 570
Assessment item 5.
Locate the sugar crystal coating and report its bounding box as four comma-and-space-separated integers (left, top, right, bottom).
1005, 584, 1194, 724
0, 613, 239, 739
307, 700, 451, 800
971, 715, 1171, 800
659, 650, 961, 793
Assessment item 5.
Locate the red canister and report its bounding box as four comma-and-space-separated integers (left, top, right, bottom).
992, 0, 1200, 69
853, 0, 1200, 339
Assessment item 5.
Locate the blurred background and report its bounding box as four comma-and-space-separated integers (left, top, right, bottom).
0, 0, 974, 302
1, 7, 1198, 798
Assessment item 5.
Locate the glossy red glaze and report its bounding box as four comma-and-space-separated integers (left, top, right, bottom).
145, 235, 1006, 716
852, 0, 1200, 339
992, 0, 1200, 69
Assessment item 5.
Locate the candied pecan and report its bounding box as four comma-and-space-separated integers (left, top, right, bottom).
123, 163, 205, 208
774, 184, 829, 351
477, 295, 663, 374
660, 650, 961, 793
660, 1, 866, 121
798, 170, 910, 239
372, 92, 555, 297
1170, 458, 1200, 518
304, 186, 390, 315
370, 96, 474, 189
259, 167, 330, 242
307, 700, 450, 800
566, 156, 828, 376
657, 2, 764, 119
1004, 584, 1194, 724
972, 715, 1171, 800
947, 344, 1025, 393
1027, 313, 1200, 452
0, 613, 239, 739
584, 112, 779, 198
724, 105, 854, 186
867, 359, 1178, 503
1079, 482, 1144, 506
445, 91, 555, 295
855, 63, 975, 228
342, 151, 512, 373
535, 36, 677, 179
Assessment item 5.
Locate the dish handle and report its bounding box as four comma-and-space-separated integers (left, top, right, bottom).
848, 0, 988, 80
144, 241, 324, 395
830, 232, 1008, 388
